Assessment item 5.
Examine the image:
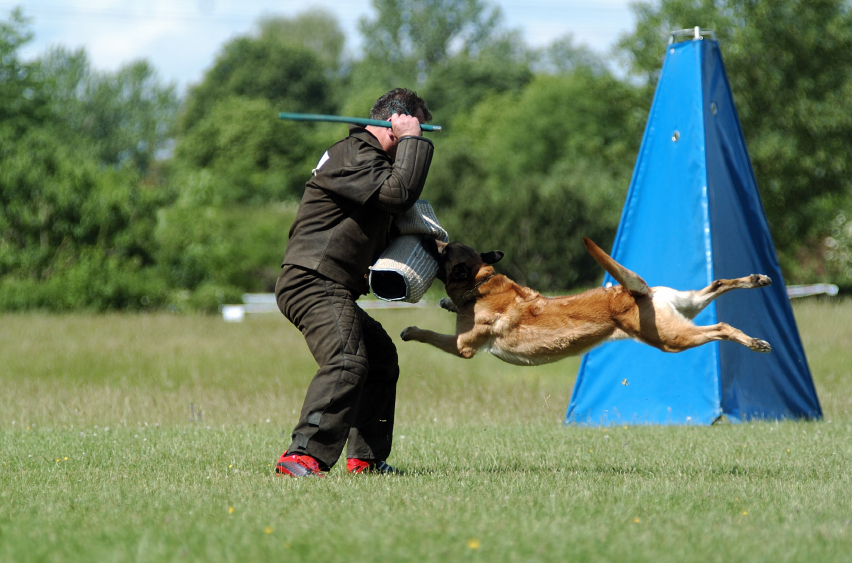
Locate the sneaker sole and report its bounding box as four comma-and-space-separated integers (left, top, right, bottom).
275, 461, 323, 477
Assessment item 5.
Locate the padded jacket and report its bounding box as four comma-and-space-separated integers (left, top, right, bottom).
282, 125, 434, 294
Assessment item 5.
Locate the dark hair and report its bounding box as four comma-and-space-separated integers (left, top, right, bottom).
370, 88, 432, 122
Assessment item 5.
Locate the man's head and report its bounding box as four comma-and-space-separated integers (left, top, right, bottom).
366, 88, 431, 159
370, 88, 432, 122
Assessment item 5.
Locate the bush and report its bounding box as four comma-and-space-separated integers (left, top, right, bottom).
0, 250, 169, 312
154, 201, 297, 295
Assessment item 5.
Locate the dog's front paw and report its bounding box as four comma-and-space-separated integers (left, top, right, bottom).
439, 297, 458, 313
749, 338, 772, 353
400, 327, 418, 341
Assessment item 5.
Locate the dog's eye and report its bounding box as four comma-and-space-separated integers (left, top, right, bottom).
452, 264, 469, 281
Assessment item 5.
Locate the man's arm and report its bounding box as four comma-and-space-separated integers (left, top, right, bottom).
368, 136, 434, 213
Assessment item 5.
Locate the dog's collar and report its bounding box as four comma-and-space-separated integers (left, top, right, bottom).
458, 273, 497, 305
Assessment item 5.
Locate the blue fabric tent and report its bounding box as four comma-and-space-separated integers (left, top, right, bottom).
565, 35, 822, 426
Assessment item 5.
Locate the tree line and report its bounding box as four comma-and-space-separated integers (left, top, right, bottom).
2, 0, 851, 312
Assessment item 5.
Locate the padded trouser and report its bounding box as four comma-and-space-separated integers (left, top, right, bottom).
275, 265, 400, 470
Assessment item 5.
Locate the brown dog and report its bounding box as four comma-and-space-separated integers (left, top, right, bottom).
399, 237, 772, 365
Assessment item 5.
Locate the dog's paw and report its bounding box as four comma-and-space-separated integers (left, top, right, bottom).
400, 327, 418, 341
439, 297, 458, 313
750, 274, 772, 287
749, 338, 772, 353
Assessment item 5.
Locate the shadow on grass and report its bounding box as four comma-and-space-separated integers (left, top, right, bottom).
399, 463, 794, 480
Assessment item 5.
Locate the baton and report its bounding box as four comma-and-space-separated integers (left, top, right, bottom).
279, 112, 442, 132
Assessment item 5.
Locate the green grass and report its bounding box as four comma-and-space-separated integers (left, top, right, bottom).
1, 300, 851, 562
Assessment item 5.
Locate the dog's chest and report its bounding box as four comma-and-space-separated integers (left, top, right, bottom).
485, 345, 543, 366
471, 305, 523, 335
476, 313, 583, 366
483, 333, 584, 365
487, 311, 513, 333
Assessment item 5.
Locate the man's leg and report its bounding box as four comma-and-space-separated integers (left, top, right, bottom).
345, 308, 400, 463
276, 266, 369, 470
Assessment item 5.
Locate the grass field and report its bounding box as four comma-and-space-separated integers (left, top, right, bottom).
1, 300, 851, 562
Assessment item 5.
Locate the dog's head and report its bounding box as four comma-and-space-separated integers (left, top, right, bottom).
421, 236, 503, 288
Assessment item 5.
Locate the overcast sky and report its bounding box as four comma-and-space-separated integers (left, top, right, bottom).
8, 0, 636, 93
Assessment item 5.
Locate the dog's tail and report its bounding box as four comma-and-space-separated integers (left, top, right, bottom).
583, 237, 650, 297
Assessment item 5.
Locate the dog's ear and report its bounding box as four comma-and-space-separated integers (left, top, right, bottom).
480, 250, 504, 264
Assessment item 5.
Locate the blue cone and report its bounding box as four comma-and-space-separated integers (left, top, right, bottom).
565, 34, 822, 426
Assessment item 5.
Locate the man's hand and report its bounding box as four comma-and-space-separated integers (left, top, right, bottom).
390, 113, 423, 138
367, 109, 426, 157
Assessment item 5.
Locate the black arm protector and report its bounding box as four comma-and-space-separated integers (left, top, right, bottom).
370, 136, 435, 213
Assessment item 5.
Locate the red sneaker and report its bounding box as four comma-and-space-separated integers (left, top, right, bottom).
346, 458, 398, 474
275, 453, 324, 477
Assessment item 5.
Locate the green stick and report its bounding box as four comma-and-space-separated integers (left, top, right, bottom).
278, 112, 442, 132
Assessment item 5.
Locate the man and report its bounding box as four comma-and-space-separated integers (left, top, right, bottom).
274, 88, 434, 477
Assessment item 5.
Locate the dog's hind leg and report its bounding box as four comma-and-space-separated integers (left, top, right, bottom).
667, 274, 772, 320
652, 322, 771, 353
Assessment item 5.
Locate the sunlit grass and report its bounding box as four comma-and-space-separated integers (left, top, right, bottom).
0, 308, 575, 428
1, 299, 850, 562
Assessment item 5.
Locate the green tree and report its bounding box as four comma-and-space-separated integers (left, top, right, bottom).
358, 0, 503, 85
256, 9, 347, 72
352, 0, 535, 139
173, 97, 323, 204
175, 11, 345, 202
180, 11, 344, 133
429, 69, 644, 290
160, 11, 350, 298
0, 124, 170, 310
0, 10, 47, 132
535, 34, 609, 76
0, 11, 174, 311
39, 49, 179, 173
420, 29, 533, 124
619, 0, 852, 281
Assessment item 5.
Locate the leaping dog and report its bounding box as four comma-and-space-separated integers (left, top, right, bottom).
400, 237, 771, 365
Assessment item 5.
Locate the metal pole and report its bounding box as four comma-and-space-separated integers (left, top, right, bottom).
278, 112, 442, 132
